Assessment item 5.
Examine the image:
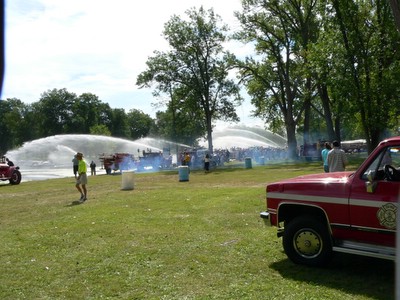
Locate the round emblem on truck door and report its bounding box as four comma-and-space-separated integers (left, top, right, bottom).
377, 203, 397, 229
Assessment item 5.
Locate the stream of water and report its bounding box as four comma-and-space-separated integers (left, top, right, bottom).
4, 126, 286, 182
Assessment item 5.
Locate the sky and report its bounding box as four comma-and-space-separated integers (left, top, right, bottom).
3, 0, 261, 126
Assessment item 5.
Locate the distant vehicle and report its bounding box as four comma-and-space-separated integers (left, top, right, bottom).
340, 139, 367, 153
300, 142, 322, 161
137, 151, 164, 171
261, 136, 399, 266
0, 157, 22, 184
99, 153, 135, 175
300, 139, 367, 161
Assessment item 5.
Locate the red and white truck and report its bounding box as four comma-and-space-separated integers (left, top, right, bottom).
261, 137, 399, 266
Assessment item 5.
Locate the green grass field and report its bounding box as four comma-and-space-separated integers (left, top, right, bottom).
0, 158, 394, 299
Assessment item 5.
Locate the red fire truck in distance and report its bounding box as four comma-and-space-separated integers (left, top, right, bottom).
99, 153, 135, 175
261, 137, 399, 266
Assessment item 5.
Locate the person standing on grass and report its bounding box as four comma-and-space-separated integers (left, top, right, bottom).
327, 141, 348, 172
72, 155, 79, 179
321, 142, 332, 173
75, 152, 88, 202
204, 153, 210, 173
90, 160, 96, 176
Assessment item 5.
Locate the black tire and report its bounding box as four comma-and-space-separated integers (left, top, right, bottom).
282, 216, 332, 267
9, 170, 22, 185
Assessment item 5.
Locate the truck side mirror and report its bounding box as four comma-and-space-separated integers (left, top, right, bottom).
366, 170, 377, 193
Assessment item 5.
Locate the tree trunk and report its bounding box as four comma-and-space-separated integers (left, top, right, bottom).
302, 79, 312, 147
286, 127, 298, 160
389, 0, 400, 31
318, 84, 336, 141
334, 117, 341, 142
206, 115, 213, 154
302, 97, 311, 147
286, 118, 298, 160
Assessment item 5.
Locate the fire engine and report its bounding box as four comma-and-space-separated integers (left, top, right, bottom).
261, 137, 399, 266
137, 151, 164, 171
99, 153, 135, 174
0, 157, 21, 184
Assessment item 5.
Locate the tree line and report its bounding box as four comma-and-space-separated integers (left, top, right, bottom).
2, 1, 400, 158
0, 89, 157, 155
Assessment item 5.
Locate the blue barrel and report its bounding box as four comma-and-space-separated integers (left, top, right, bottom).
245, 157, 252, 169
178, 166, 189, 181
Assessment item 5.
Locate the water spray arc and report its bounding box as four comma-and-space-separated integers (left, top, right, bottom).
4, 127, 287, 181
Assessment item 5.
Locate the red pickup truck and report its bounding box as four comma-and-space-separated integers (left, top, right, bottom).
261, 137, 399, 266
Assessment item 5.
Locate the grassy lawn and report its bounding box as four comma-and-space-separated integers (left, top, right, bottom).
0, 158, 394, 299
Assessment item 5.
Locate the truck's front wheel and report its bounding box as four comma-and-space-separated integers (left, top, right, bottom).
283, 216, 332, 267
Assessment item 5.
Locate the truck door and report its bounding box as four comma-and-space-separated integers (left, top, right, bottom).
348, 145, 399, 247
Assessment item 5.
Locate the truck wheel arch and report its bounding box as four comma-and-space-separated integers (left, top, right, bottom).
278, 203, 331, 232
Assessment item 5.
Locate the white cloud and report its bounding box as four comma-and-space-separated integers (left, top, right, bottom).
3, 0, 258, 124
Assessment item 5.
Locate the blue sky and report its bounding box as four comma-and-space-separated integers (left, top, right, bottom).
3, 0, 261, 126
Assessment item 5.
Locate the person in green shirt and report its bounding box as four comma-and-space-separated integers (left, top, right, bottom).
75, 152, 88, 202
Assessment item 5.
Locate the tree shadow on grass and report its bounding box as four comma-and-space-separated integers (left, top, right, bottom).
270, 253, 394, 300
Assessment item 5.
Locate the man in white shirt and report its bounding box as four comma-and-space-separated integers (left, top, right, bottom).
327, 140, 348, 172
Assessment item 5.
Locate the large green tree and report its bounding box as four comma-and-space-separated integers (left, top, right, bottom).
110, 108, 129, 138
150, 85, 205, 149
0, 88, 156, 153
34, 88, 77, 136
235, 0, 320, 159
126, 109, 154, 140
69, 93, 107, 133
0, 98, 33, 154
137, 6, 243, 153
236, 0, 400, 155
307, 1, 353, 142
330, 0, 400, 151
